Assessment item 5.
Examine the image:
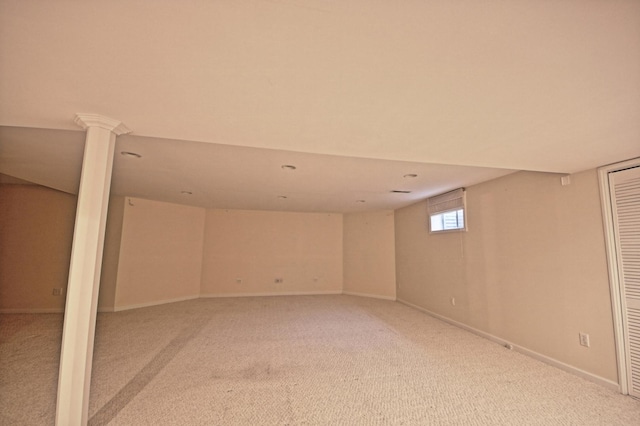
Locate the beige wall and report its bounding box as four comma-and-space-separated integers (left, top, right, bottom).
1, 173, 618, 385
201, 209, 343, 296
343, 210, 396, 300
114, 197, 205, 310
0, 184, 76, 311
98, 195, 125, 311
395, 169, 617, 382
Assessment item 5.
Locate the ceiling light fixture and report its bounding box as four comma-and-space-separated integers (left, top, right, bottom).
281, 165, 297, 171
120, 151, 142, 158
403, 173, 418, 178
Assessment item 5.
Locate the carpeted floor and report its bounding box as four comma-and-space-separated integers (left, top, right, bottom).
1, 295, 640, 425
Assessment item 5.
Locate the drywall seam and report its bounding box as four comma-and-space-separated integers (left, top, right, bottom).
397, 298, 620, 392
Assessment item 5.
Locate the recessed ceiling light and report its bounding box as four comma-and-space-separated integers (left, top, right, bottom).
181, 191, 192, 195
281, 165, 297, 171
403, 173, 418, 178
120, 151, 142, 158
391, 190, 412, 194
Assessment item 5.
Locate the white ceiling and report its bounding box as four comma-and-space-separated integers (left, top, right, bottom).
0, 126, 515, 212
1, 1, 639, 213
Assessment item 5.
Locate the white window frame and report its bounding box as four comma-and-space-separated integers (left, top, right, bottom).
427, 188, 467, 233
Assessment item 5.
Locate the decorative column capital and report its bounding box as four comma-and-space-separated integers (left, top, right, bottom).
74, 113, 131, 136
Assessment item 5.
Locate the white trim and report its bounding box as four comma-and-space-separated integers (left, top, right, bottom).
397, 298, 620, 392
74, 113, 131, 135
0, 292, 388, 314
56, 122, 119, 426
200, 290, 342, 298
597, 157, 640, 396
0, 308, 65, 314
113, 295, 199, 312
598, 165, 629, 394
342, 291, 396, 301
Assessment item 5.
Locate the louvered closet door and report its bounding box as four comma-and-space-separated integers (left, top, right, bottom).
610, 165, 640, 398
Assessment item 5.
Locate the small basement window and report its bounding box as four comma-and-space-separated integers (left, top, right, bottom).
427, 188, 466, 232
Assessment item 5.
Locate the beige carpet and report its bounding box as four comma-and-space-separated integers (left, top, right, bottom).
2, 295, 640, 425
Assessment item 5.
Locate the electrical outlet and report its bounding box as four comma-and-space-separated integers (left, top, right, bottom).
579, 332, 590, 347
52, 288, 64, 296
274, 278, 283, 283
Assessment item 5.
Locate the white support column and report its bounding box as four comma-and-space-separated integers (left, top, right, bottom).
56, 114, 130, 426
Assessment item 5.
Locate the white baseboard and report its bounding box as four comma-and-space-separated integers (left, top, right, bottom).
397, 298, 620, 392
113, 295, 200, 312
0, 308, 64, 314
343, 291, 396, 301
1, 292, 385, 314
200, 290, 342, 298
2, 307, 124, 314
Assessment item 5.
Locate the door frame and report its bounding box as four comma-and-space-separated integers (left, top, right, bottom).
598, 157, 640, 395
